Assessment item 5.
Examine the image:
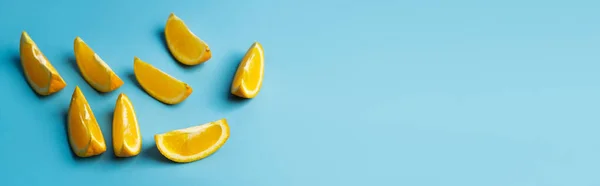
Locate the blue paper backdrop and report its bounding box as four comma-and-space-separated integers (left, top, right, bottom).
1, 0, 600, 185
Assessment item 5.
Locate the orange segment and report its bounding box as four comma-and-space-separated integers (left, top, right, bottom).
74, 37, 123, 92
164, 13, 211, 65
67, 86, 106, 157
19, 31, 66, 95
112, 93, 142, 157
231, 42, 264, 98
155, 118, 230, 163
133, 57, 192, 104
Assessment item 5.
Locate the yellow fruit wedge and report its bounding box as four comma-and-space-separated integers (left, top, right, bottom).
67, 86, 106, 157
231, 42, 265, 98
155, 118, 230, 163
133, 57, 192, 104
165, 13, 211, 65
19, 31, 66, 95
74, 37, 123, 92
112, 93, 142, 157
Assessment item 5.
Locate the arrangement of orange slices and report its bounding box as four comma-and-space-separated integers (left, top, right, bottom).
19, 12, 264, 163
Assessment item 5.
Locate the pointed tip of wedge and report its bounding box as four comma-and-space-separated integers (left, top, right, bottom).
168, 12, 178, 20
117, 92, 127, 100
72, 86, 83, 97
20, 31, 32, 44
74, 37, 85, 47
251, 41, 263, 50
21, 31, 29, 38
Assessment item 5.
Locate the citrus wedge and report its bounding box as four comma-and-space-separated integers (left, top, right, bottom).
164, 13, 211, 65
133, 57, 192, 104
112, 93, 142, 157
74, 37, 123, 92
67, 86, 106, 157
231, 42, 264, 98
155, 118, 230, 163
19, 31, 66, 95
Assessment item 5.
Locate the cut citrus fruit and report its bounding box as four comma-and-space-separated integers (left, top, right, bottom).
133, 57, 192, 104
19, 31, 67, 95
67, 86, 106, 157
164, 13, 211, 65
74, 37, 123, 92
155, 118, 230, 163
231, 42, 264, 98
112, 93, 142, 157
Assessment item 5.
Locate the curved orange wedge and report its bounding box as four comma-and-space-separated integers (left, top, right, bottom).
165, 13, 211, 65
231, 42, 264, 98
68, 86, 106, 157
155, 118, 230, 163
133, 57, 192, 104
19, 31, 66, 95
74, 37, 123, 92
112, 93, 142, 157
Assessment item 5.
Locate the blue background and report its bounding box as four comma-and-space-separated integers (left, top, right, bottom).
1, 0, 599, 185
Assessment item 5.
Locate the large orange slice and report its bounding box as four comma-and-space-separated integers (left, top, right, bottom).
19, 31, 66, 95
67, 86, 106, 157
155, 118, 230, 163
164, 13, 211, 65
74, 37, 123, 92
112, 93, 142, 157
231, 42, 264, 98
133, 57, 192, 104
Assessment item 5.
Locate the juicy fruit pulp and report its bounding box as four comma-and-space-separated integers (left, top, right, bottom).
68, 86, 106, 157
164, 13, 211, 65
113, 93, 142, 157
133, 57, 192, 104
231, 42, 265, 98
74, 37, 123, 92
19, 31, 67, 95
155, 118, 230, 163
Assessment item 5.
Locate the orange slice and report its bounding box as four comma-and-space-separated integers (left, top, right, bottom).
19, 31, 66, 95
164, 13, 211, 65
231, 42, 264, 98
155, 118, 230, 163
74, 37, 123, 92
112, 93, 142, 157
133, 57, 192, 104
67, 86, 106, 157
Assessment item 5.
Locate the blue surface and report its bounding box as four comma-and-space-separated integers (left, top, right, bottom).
1, 0, 600, 185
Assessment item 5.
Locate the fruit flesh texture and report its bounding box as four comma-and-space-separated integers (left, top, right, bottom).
74, 37, 123, 92
160, 124, 223, 156
113, 93, 141, 157
165, 13, 211, 65
133, 57, 192, 104
20, 32, 66, 95
231, 42, 264, 98
68, 87, 106, 157
155, 119, 229, 163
